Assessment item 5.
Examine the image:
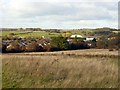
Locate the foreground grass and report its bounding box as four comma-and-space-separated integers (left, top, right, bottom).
2, 50, 118, 88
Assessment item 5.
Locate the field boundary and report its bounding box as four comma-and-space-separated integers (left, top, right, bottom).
2, 52, 119, 58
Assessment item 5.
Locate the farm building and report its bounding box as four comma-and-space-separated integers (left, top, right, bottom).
84, 37, 95, 42
70, 34, 83, 38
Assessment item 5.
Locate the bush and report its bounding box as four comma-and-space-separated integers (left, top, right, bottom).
2, 44, 7, 53
68, 37, 89, 50
2, 36, 9, 40
108, 36, 120, 50
9, 33, 15, 36
96, 37, 108, 49
69, 41, 90, 50
109, 48, 114, 51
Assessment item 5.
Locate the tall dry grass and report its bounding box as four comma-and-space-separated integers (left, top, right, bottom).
2, 52, 118, 88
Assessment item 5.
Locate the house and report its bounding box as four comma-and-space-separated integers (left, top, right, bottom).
84, 37, 95, 42
83, 36, 97, 48
70, 34, 83, 38
67, 34, 84, 44
37, 38, 50, 51
83, 36, 101, 42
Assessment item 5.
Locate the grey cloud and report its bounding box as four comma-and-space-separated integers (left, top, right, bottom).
1, 0, 118, 28
7, 2, 116, 21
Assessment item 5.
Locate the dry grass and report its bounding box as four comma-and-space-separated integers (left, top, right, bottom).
2, 49, 118, 88
4, 49, 118, 57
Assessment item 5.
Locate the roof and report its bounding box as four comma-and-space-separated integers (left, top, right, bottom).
84, 36, 101, 38
85, 38, 94, 41
37, 38, 50, 45
70, 35, 83, 38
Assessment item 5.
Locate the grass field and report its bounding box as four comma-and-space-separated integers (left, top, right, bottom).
2, 49, 118, 88
1, 30, 96, 38
1, 31, 60, 38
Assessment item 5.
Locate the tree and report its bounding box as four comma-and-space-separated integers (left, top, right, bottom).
50, 36, 69, 50
9, 33, 15, 36
68, 37, 89, 50
108, 36, 120, 50
62, 31, 72, 38
96, 37, 108, 49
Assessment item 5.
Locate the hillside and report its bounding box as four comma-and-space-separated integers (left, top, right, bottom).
1, 27, 119, 38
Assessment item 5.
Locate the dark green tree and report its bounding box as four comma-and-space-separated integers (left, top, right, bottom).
50, 36, 69, 50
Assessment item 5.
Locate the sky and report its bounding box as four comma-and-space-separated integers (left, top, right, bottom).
0, 0, 119, 29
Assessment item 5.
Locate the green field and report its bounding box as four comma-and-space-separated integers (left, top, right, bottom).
1, 28, 118, 38
1, 31, 60, 38
1, 29, 97, 38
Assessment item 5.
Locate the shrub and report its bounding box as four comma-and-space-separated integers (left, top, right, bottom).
96, 37, 108, 49
48, 46, 61, 51
2, 44, 7, 53
108, 33, 120, 49
69, 41, 90, 50
2, 36, 9, 40
109, 48, 114, 51
68, 37, 89, 50
108, 36, 120, 50
9, 33, 15, 36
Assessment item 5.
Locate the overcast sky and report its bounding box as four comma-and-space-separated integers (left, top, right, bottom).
0, 0, 119, 29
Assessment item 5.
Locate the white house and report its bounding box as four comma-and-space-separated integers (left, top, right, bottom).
70, 34, 83, 38
84, 37, 95, 41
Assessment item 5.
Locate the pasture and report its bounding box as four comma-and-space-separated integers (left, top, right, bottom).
2, 49, 118, 88
1, 31, 60, 38
1, 29, 97, 38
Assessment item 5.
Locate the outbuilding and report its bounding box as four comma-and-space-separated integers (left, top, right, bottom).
70, 34, 83, 38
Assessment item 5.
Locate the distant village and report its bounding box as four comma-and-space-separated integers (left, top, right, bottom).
1, 27, 120, 53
